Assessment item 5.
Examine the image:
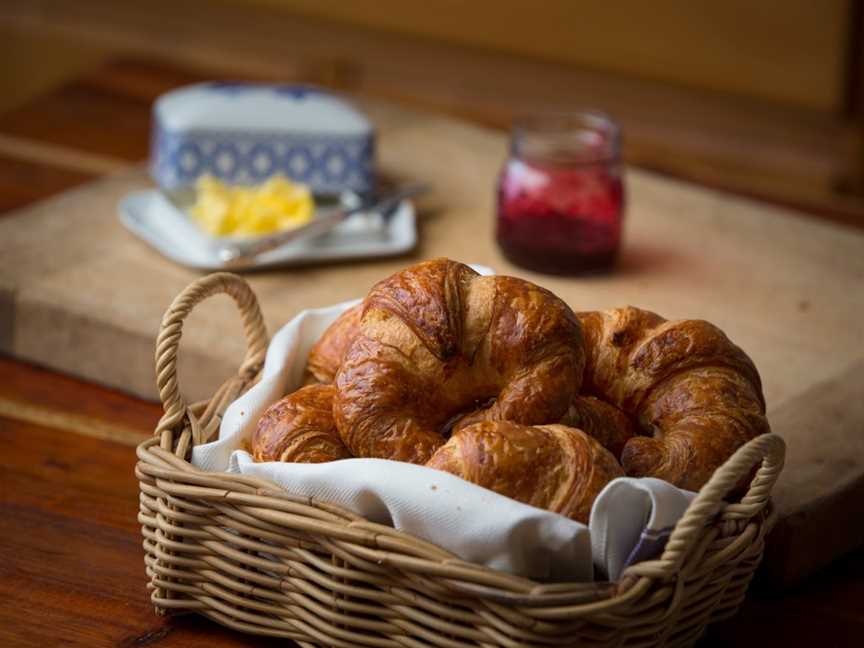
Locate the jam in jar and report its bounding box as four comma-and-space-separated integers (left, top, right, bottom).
496, 112, 624, 275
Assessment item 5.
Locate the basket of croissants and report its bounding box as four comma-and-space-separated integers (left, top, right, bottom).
136, 258, 785, 647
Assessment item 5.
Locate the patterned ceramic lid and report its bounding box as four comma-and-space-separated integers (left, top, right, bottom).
154, 83, 372, 134
150, 83, 375, 193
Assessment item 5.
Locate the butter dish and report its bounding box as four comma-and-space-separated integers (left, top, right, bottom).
150, 83, 375, 195
118, 189, 416, 271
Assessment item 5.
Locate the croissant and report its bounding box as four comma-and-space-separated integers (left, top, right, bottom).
577, 307, 770, 490
252, 384, 352, 463
560, 395, 636, 459
305, 303, 363, 384
426, 421, 623, 523
334, 258, 585, 464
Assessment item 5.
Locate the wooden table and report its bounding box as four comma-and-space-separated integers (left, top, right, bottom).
2, 59, 863, 647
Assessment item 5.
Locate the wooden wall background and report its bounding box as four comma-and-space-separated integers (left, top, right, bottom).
252, 0, 852, 113
0, 28, 109, 113
1, 0, 855, 114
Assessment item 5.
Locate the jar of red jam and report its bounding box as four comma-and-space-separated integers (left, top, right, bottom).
496, 112, 624, 275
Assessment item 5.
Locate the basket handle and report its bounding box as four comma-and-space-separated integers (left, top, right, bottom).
154, 272, 268, 449
657, 433, 786, 571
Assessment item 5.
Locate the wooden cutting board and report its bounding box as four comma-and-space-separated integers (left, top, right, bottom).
1, 100, 862, 585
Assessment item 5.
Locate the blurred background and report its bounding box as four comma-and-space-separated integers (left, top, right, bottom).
1, 0, 862, 223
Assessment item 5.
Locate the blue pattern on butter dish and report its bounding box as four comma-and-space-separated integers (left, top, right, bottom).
150, 83, 375, 194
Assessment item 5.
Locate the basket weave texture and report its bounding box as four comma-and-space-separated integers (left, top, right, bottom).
136, 272, 786, 647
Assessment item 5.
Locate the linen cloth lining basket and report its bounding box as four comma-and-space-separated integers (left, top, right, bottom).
136, 272, 786, 647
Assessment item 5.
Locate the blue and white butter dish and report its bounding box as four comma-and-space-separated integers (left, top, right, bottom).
150, 83, 375, 194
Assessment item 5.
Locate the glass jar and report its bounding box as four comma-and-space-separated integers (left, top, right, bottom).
496, 112, 624, 275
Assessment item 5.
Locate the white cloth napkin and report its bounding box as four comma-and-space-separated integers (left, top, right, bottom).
227, 453, 593, 581
590, 478, 696, 580
191, 267, 698, 581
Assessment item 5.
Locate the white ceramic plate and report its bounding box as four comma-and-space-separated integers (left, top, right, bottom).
118, 189, 417, 271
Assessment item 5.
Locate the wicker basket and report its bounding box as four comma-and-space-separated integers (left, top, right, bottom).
136, 272, 786, 648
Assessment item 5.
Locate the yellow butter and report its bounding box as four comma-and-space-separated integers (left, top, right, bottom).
190, 174, 314, 237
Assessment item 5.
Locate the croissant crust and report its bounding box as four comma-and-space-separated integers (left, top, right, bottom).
305, 303, 364, 384
577, 307, 769, 490
426, 421, 623, 523
252, 384, 351, 463
334, 258, 585, 464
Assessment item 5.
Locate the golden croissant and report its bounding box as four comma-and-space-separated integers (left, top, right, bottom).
305, 303, 363, 384
426, 421, 623, 523
577, 307, 769, 490
333, 258, 585, 464
252, 384, 351, 463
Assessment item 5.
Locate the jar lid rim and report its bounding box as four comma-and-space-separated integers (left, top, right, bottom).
512, 110, 619, 138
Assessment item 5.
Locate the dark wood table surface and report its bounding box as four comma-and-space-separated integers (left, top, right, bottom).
1, 59, 863, 647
